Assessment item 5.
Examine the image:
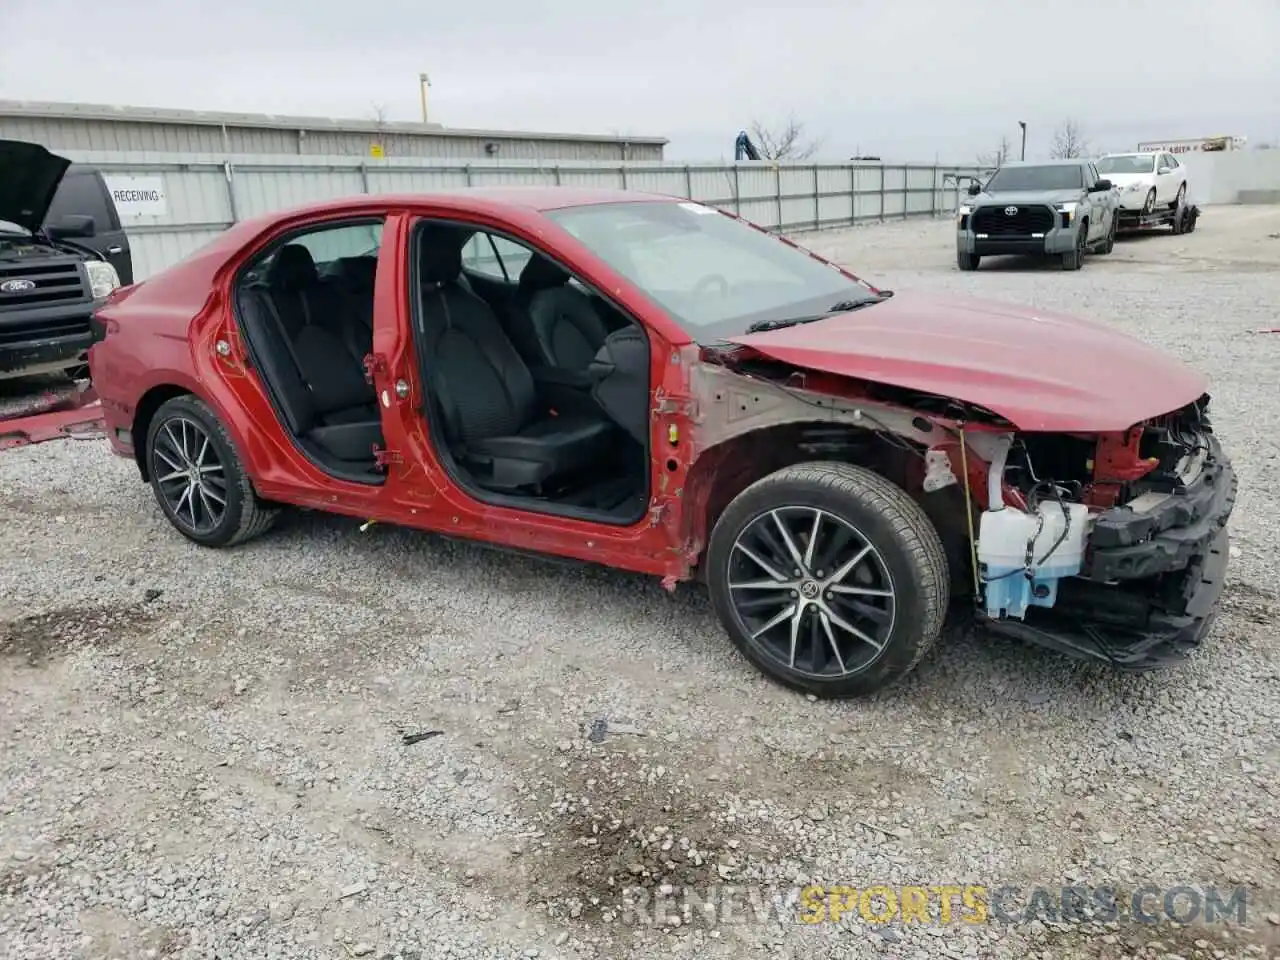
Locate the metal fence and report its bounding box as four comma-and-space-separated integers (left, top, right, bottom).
63, 152, 984, 280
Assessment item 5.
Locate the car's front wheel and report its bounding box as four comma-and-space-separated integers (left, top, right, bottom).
706, 462, 949, 698
145, 395, 278, 548
1142, 188, 1157, 214
956, 251, 980, 271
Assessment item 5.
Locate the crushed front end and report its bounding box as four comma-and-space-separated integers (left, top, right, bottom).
965, 395, 1236, 669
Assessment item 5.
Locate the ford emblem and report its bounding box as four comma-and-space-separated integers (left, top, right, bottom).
0, 278, 37, 293
1004, 206, 1018, 216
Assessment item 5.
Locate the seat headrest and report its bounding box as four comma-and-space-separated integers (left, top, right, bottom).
519, 254, 570, 292
418, 226, 469, 284
268, 244, 319, 291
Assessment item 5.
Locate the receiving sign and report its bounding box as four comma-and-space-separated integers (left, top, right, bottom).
103, 175, 169, 218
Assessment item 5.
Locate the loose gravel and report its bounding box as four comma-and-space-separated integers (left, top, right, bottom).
3, 205, 1279, 960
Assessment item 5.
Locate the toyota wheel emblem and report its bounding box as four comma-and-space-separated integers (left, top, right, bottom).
1004, 206, 1018, 216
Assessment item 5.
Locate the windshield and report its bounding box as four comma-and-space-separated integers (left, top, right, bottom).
544, 200, 876, 338
985, 164, 1084, 192
1096, 155, 1156, 174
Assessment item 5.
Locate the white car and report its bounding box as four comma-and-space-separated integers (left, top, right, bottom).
1095, 152, 1188, 214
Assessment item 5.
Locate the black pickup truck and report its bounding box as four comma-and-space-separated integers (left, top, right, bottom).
1, 139, 128, 379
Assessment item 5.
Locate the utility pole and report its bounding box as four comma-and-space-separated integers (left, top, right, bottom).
1018, 120, 1027, 160
419, 73, 432, 123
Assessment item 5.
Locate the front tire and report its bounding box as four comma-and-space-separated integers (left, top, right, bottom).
1170, 182, 1186, 209
1142, 188, 1157, 214
706, 462, 950, 698
145, 395, 278, 548
956, 251, 980, 271
1061, 223, 1087, 270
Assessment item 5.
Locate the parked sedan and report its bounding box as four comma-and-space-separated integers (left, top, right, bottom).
88, 188, 1235, 697
1097, 151, 1189, 214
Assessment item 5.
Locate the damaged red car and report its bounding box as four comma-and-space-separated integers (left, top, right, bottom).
88, 189, 1236, 697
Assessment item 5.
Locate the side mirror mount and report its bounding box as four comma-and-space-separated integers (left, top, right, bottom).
1157, 165, 1172, 175
46, 214, 97, 239
966, 182, 982, 196
1091, 179, 1113, 193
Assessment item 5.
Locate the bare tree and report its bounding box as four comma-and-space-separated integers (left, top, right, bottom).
1049, 118, 1090, 159
977, 135, 1014, 169
749, 115, 822, 161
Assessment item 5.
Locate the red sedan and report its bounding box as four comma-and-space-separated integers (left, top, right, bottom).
88, 188, 1235, 697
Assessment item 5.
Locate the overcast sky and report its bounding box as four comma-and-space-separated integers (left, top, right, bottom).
3, 0, 1277, 161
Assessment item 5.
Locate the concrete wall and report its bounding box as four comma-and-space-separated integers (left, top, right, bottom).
59, 151, 984, 281
1177, 150, 1280, 205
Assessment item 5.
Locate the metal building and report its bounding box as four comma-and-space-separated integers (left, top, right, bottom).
0, 99, 667, 162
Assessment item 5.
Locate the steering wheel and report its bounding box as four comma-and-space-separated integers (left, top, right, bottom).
691, 273, 731, 298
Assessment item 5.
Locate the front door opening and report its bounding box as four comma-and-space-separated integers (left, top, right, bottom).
408, 219, 650, 525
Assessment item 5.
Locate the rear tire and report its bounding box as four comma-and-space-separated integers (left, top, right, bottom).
956, 252, 980, 271
145, 395, 278, 548
706, 462, 949, 698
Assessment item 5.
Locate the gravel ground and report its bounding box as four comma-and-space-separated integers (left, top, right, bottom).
3, 205, 1280, 960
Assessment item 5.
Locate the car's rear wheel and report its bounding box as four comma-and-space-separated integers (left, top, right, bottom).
956, 252, 980, 271
706, 462, 949, 698
145, 395, 278, 548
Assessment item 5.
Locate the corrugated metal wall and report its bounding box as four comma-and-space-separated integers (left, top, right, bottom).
61, 151, 982, 280
0, 112, 664, 162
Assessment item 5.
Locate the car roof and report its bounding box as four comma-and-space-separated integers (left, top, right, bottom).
1100, 151, 1157, 157
273, 186, 679, 221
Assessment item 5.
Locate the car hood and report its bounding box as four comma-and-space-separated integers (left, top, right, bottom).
0, 139, 71, 234
1103, 172, 1155, 188
972, 188, 1083, 206
726, 291, 1207, 432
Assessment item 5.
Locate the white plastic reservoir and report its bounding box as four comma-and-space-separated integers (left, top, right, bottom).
977, 501, 1092, 619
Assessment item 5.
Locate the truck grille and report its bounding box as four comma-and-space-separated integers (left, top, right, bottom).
0, 261, 88, 308
0, 315, 92, 348
971, 205, 1056, 236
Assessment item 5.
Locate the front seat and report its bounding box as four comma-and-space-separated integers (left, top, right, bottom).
514, 254, 609, 373
415, 227, 613, 492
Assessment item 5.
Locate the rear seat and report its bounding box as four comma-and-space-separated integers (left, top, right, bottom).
237, 244, 383, 465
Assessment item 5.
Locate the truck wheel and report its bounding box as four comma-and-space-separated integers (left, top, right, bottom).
956, 252, 980, 271
1099, 216, 1117, 254
145, 395, 279, 548
1060, 224, 1086, 270
705, 462, 949, 698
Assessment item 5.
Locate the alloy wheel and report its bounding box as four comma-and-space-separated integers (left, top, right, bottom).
726, 506, 897, 678
150, 416, 229, 534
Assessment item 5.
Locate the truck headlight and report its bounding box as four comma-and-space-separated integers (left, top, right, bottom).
85, 260, 121, 300
1054, 201, 1079, 214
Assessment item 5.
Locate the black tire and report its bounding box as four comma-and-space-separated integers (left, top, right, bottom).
956, 251, 980, 271
1061, 223, 1086, 270
1099, 216, 1117, 254
145, 394, 278, 548
706, 462, 949, 698
1142, 188, 1157, 214
1170, 182, 1186, 210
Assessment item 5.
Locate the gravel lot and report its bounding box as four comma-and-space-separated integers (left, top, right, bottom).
3, 205, 1279, 960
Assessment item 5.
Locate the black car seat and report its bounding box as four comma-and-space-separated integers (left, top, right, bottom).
414, 226, 613, 491
236, 244, 383, 464
514, 254, 609, 373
